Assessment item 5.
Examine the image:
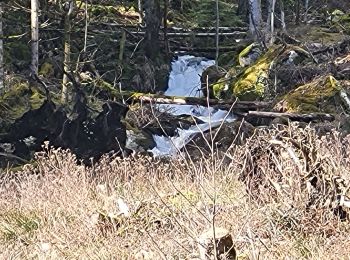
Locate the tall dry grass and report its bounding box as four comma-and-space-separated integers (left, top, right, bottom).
0, 124, 350, 259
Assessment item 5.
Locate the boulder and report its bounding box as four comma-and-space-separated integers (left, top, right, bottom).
274, 75, 343, 113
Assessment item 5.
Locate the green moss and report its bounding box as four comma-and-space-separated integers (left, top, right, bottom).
0, 81, 46, 123
233, 47, 281, 101
276, 75, 341, 113
212, 79, 229, 99
238, 43, 255, 67
39, 62, 54, 78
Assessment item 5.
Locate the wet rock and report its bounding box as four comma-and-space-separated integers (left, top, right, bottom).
126, 129, 156, 153
200, 65, 226, 98
186, 120, 255, 155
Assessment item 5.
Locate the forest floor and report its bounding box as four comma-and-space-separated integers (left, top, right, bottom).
0, 124, 350, 259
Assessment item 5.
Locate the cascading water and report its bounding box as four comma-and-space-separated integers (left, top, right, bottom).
150, 55, 235, 157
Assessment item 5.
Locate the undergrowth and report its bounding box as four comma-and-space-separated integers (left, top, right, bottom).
0, 124, 349, 259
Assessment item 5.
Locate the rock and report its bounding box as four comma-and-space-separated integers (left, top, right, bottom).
274, 75, 342, 113
232, 46, 295, 101
201, 65, 227, 99
126, 129, 155, 152
186, 120, 255, 155
198, 227, 236, 260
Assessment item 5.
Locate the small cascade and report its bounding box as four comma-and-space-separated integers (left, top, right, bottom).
150, 55, 235, 157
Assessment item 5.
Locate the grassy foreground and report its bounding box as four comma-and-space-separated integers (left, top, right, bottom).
0, 124, 350, 259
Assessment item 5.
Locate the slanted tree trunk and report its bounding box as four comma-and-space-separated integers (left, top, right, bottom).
144, 0, 161, 61
61, 1, 74, 104
248, 0, 262, 39
31, 0, 39, 76
0, 2, 3, 94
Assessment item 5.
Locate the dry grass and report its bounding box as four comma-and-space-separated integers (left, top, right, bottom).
0, 124, 350, 259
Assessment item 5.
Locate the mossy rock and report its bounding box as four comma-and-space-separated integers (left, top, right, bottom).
274, 75, 342, 113
0, 81, 46, 129
201, 65, 227, 98
39, 62, 55, 78
211, 45, 311, 101
232, 47, 283, 101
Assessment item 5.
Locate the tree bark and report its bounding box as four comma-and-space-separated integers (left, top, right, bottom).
248, 0, 262, 39
304, 0, 309, 22
129, 93, 271, 111
237, 0, 248, 16
144, 0, 161, 60
0, 2, 3, 94
137, 0, 143, 24
61, 1, 74, 104
31, 0, 39, 76
267, 0, 276, 45
279, 0, 286, 31
215, 0, 220, 66
295, 0, 300, 25
163, 0, 170, 56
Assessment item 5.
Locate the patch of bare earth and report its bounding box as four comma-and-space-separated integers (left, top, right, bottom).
0, 124, 350, 259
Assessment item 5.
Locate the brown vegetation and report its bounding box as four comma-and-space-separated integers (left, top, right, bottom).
0, 124, 350, 259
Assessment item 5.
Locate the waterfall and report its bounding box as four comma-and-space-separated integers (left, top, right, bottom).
150, 55, 235, 157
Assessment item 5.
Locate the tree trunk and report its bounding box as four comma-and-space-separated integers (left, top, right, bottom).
144, 0, 161, 60
163, 0, 170, 56
248, 0, 262, 39
304, 0, 309, 22
215, 0, 220, 65
280, 0, 286, 31
237, 0, 248, 16
0, 2, 3, 94
31, 0, 39, 76
137, 0, 143, 24
61, 1, 74, 104
267, 0, 276, 45
295, 0, 300, 25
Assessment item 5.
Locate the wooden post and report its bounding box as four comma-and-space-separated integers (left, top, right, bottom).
198, 227, 236, 260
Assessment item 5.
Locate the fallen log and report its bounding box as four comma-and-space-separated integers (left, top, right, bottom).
242, 111, 335, 122
128, 93, 271, 111
90, 29, 246, 39
174, 45, 244, 52
97, 22, 248, 32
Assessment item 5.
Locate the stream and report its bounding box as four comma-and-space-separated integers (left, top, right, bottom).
149, 55, 235, 157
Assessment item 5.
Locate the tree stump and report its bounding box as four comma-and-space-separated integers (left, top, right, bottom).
198, 227, 236, 260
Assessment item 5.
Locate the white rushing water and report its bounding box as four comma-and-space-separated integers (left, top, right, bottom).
150, 55, 235, 157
